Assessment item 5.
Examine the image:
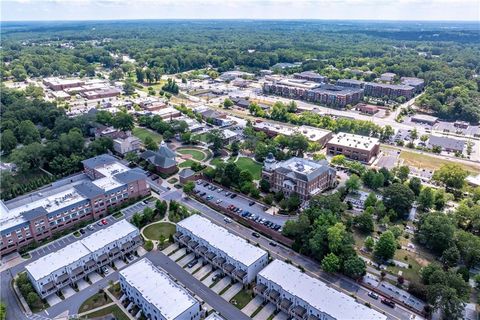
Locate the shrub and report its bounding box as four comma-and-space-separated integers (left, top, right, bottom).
144, 240, 154, 252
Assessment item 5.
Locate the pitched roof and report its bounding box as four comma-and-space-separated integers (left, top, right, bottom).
74, 181, 105, 198
81, 154, 116, 168
179, 168, 195, 178
114, 168, 147, 184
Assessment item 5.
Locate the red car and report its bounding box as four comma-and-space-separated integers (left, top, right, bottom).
102, 219, 108, 225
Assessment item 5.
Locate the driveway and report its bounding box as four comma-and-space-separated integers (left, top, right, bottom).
194, 264, 212, 280
61, 286, 76, 299
169, 248, 186, 261
212, 276, 231, 293
113, 259, 126, 269
76, 279, 89, 291
46, 294, 62, 307
87, 272, 102, 284
185, 259, 202, 274
202, 269, 221, 287
221, 282, 242, 301
253, 302, 276, 320
242, 296, 263, 316
177, 252, 195, 267
162, 243, 179, 255
273, 312, 288, 320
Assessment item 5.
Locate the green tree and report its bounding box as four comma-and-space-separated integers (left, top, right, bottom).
408, 177, 422, 196
183, 181, 195, 193
17, 120, 40, 144
374, 230, 396, 261
259, 179, 270, 192
343, 256, 366, 280
135, 67, 145, 83
364, 192, 377, 208
0, 301, 5, 320
223, 98, 234, 109
206, 129, 225, 156
353, 211, 374, 233
364, 236, 375, 251
321, 253, 340, 273
112, 112, 134, 131
418, 187, 435, 211
123, 78, 136, 95
433, 164, 468, 190
383, 183, 415, 218
416, 212, 455, 255
0, 129, 17, 153
144, 136, 158, 150
345, 174, 361, 193
395, 165, 410, 182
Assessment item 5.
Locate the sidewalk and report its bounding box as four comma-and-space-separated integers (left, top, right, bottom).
104, 287, 136, 320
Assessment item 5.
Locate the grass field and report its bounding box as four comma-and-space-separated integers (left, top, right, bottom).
399, 150, 480, 174
78, 293, 112, 313
143, 222, 176, 240
176, 148, 206, 161
179, 159, 198, 168
193, 132, 209, 143
132, 127, 163, 144
84, 305, 129, 320
138, 80, 166, 93
235, 157, 262, 180
210, 157, 225, 167
230, 289, 254, 309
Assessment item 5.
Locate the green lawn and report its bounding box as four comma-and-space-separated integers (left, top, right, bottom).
78, 293, 112, 313
143, 222, 176, 240
132, 127, 163, 144
235, 157, 262, 180
230, 289, 254, 309
210, 157, 224, 167
179, 159, 198, 168
84, 305, 129, 320
193, 132, 209, 142
176, 148, 206, 161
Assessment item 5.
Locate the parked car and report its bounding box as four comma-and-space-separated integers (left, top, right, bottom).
87, 225, 94, 231
381, 299, 395, 308
252, 232, 260, 238
187, 259, 198, 268
216, 199, 222, 204
101, 219, 108, 225
203, 182, 209, 187
368, 292, 379, 300
230, 194, 237, 199
97, 221, 104, 226
79, 228, 86, 234
225, 192, 231, 196
102, 267, 109, 274
196, 180, 203, 185
217, 188, 223, 193
212, 273, 222, 282
269, 241, 277, 247
248, 201, 255, 206
126, 254, 135, 262
200, 192, 207, 196
224, 217, 232, 223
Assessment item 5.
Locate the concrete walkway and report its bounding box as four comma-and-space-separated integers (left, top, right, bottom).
77, 302, 116, 317
242, 296, 263, 316
104, 287, 136, 320
253, 302, 276, 320
221, 282, 242, 301
162, 243, 179, 255
194, 264, 212, 279
273, 311, 288, 320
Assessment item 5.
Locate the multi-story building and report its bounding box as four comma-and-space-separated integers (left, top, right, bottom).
43, 78, 85, 91
263, 80, 364, 108
326, 133, 380, 163
400, 77, 425, 93
113, 136, 142, 155
293, 71, 328, 83
81, 87, 122, 100
253, 121, 332, 147
1, 154, 149, 256
336, 79, 365, 89
363, 82, 415, 100
174, 215, 268, 284
119, 258, 202, 320
255, 259, 387, 320
262, 155, 336, 201
428, 135, 465, 153
25, 220, 141, 298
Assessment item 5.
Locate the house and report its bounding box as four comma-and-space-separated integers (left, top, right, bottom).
198, 109, 232, 127
140, 142, 178, 174
262, 155, 337, 201
113, 136, 142, 155
222, 129, 239, 144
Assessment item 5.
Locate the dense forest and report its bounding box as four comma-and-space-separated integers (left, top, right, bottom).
1, 20, 479, 121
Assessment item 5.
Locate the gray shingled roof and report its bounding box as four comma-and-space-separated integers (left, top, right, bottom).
179, 168, 195, 178
428, 136, 465, 152
22, 206, 49, 221
114, 168, 147, 184
81, 154, 116, 168
74, 181, 105, 198
140, 148, 177, 169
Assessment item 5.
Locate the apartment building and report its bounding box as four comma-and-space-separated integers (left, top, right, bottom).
1, 154, 149, 256
400, 77, 425, 93
262, 155, 337, 201
263, 80, 364, 108
363, 82, 415, 100
293, 71, 328, 83
253, 121, 332, 147
119, 258, 201, 320
25, 220, 141, 298
174, 215, 268, 284
326, 133, 380, 163
255, 260, 387, 320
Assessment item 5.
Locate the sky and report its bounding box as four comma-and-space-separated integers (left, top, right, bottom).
1, 0, 479, 21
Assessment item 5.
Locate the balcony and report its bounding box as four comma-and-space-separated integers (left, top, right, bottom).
291, 305, 307, 320
212, 256, 226, 268
97, 253, 109, 266
173, 232, 183, 241
254, 283, 267, 296
179, 235, 191, 246
196, 245, 208, 256
279, 298, 293, 313
223, 263, 236, 275
187, 240, 199, 250
306, 315, 320, 320
70, 266, 84, 280
41, 281, 56, 296
266, 289, 280, 304
205, 251, 216, 262
109, 247, 121, 257
84, 259, 96, 272
233, 269, 247, 283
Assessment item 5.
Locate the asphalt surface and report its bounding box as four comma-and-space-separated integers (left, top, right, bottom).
193, 181, 294, 226
146, 251, 250, 320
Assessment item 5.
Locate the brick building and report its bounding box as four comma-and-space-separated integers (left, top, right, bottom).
326, 133, 380, 163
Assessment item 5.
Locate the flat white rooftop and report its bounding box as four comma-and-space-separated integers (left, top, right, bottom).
328, 132, 379, 151
94, 162, 129, 178
259, 260, 387, 320
81, 219, 137, 253
120, 258, 198, 319
25, 241, 91, 281
178, 215, 267, 267
92, 176, 124, 192
25, 220, 138, 281
254, 122, 331, 142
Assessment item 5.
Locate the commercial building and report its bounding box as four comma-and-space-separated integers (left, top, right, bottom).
326, 133, 380, 163
293, 71, 327, 83
1, 155, 149, 256
356, 103, 379, 115
400, 77, 425, 93
25, 220, 141, 298
263, 81, 364, 108
113, 136, 142, 155
43, 78, 85, 91
255, 259, 387, 320
219, 71, 254, 81
253, 121, 332, 146
140, 142, 177, 175
119, 258, 201, 320
363, 82, 415, 100
411, 114, 438, 126
81, 87, 122, 100
428, 135, 465, 153
262, 155, 336, 201
174, 215, 268, 284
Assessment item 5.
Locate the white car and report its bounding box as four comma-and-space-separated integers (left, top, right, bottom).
102, 267, 109, 274
224, 217, 232, 223
216, 199, 223, 204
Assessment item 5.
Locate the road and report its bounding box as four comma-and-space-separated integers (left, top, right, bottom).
161, 190, 423, 320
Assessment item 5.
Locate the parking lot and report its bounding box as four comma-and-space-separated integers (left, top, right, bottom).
193, 181, 289, 227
